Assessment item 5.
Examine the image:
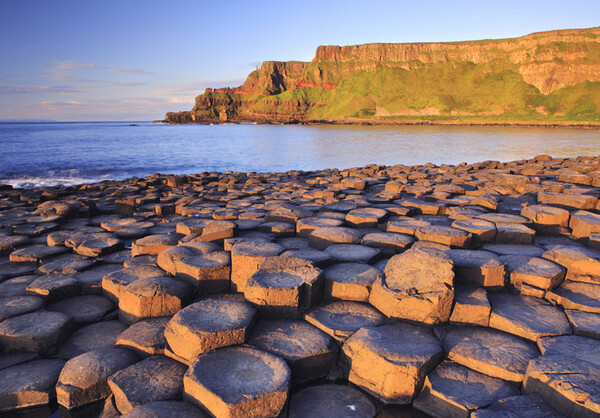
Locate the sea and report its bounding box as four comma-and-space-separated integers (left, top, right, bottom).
0, 121, 599, 188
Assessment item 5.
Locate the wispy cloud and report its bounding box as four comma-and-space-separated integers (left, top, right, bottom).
44, 60, 151, 83
113, 81, 147, 87
168, 97, 194, 104
109, 67, 151, 74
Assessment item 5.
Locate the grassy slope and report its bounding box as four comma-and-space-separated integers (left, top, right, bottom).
193, 35, 600, 125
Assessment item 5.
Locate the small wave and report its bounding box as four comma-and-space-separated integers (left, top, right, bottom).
0, 170, 118, 189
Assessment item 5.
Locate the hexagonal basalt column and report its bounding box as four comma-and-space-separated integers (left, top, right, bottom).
230, 241, 284, 292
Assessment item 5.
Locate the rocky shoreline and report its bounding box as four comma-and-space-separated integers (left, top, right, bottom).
1, 155, 600, 417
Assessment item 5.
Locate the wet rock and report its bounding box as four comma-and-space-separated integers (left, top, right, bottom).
119, 276, 191, 323
184, 345, 290, 418
488, 292, 571, 341
0, 310, 73, 355
56, 348, 139, 409
57, 320, 127, 359
305, 300, 386, 343
447, 249, 506, 289
524, 355, 600, 417
0, 359, 65, 413
116, 317, 170, 357
108, 355, 188, 414
413, 361, 520, 418
230, 241, 284, 292
342, 323, 443, 404
249, 319, 337, 383
449, 286, 491, 327
288, 384, 376, 418
308, 227, 363, 250
323, 262, 381, 302
370, 247, 454, 325
436, 325, 540, 382
164, 299, 256, 364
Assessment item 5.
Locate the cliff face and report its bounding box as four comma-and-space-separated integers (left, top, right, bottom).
166, 27, 600, 125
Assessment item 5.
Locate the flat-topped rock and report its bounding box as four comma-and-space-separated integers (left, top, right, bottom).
164, 298, 256, 364
538, 334, 600, 366
450, 286, 491, 326
542, 244, 600, 283
522, 204, 570, 227
386, 218, 431, 235
305, 300, 386, 343
0, 263, 38, 282
102, 265, 166, 302
121, 401, 208, 417
281, 248, 332, 267
248, 319, 337, 383
72, 233, 123, 257
470, 394, 562, 418
524, 355, 600, 417
0, 359, 65, 413
47, 294, 114, 323
308, 227, 363, 250
119, 276, 191, 323
538, 191, 598, 210
436, 325, 540, 382
0, 235, 30, 255
415, 225, 472, 248
36, 253, 95, 275
413, 361, 520, 418
56, 348, 139, 409
360, 231, 414, 253
131, 234, 178, 257
9, 244, 68, 263
447, 249, 506, 289
108, 355, 188, 414
566, 309, 600, 339
570, 210, 600, 239
0, 295, 44, 321
0, 309, 73, 355
345, 207, 388, 228
323, 262, 381, 302
482, 243, 545, 257
230, 241, 284, 292
157, 241, 220, 275
288, 384, 376, 418
500, 255, 565, 297
296, 217, 344, 237
342, 323, 443, 404
174, 250, 231, 293
117, 317, 170, 357
57, 320, 127, 359
184, 344, 290, 418
370, 247, 454, 325
26, 273, 80, 301
488, 292, 571, 341
0, 275, 37, 297
324, 243, 380, 263
546, 280, 600, 313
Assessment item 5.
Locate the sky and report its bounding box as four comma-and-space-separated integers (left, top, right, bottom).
0, 0, 598, 121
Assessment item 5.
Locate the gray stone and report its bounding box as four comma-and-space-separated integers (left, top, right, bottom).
0, 295, 44, 321
470, 394, 563, 417
116, 317, 170, 357
566, 309, 600, 339
57, 320, 128, 359
121, 401, 208, 417
26, 273, 80, 301
288, 384, 376, 418
546, 280, 600, 313
0, 310, 73, 355
323, 262, 381, 302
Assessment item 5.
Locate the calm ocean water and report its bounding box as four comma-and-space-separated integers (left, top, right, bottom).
0, 121, 599, 188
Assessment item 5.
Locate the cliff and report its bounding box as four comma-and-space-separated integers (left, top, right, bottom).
165, 27, 600, 126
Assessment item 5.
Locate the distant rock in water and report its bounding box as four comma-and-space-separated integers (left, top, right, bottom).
165, 27, 600, 126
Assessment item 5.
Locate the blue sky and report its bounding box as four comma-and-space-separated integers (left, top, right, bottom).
0, 0, 598, 121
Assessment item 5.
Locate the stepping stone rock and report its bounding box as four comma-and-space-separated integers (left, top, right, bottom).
121, 401, 208, 417
184, 345, 290, 418
282, 248, 332, 268
542, 245, 600, 283
288, 384, 376, 418
57, 320, 127, 359
413, 361, 520, 418
26, 273, 81, 301
0, 352, 39, 371
521, 204, 570, 227
308, 227, 363, 250
0, 235, 30, 255
72, 233, 123, 257
386, 218, 431, 235
0, 295, 44, 321
488, 292, 571, 341
323, 262, 381, 302
538, 191, 598, 210
56, 348, 139, 409
360, 231, 414, 253
447, 249, 506, 289
324, 244, 380, 263
116, 317, 170, 357
483, 243, 545, 257
436, 326, 540, 382
415, 225, 472, 248
75, 264, 122, 294
36, 253, 95, 275
0, 310, 73, 355
450, 286, 491, 327
524, 355, 600, 417
296, 217, 343, 237
131, 234, 178, 257
451, 218, 496, 246
500, 255, 565, 297
538, 334, 600, 366
570, 210, 600, 239
108, 355, 187, 414
157, 242, 220, 275
546, 280, 600, 313
248, 319, 338, 383
0, 359, 65, 413
174, 251, 231, 293
9, 244, 68, 264
164, 299, 256, 364
345, 207, 388, 228
47, 295, 114, 323
342, 323, 443, 404
0, 275, 38, 297
0, 263, 38, 282
494, 222, 536, 245
230, 241, 284, 292
305, 300, 386, 343
566, 309, 600, 339
470, 394, 562, 418
119, 276, 191, 323
102, 265, 166, 302
369, 248, 454, 325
